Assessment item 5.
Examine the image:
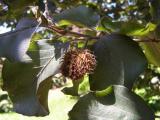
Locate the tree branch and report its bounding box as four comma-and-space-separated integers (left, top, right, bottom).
46, 22, 160, 43
134, 38, 160, 43
155, 115, 160, 119
47, 25, 100, 40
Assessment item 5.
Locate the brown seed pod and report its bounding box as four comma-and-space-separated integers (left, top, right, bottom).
60, 49, 96, 80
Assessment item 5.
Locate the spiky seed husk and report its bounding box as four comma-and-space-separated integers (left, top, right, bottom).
60, 49, 96, 80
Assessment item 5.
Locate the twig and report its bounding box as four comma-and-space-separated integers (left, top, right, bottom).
155, 115, 160, 118
43, 0, 52, 23
47, 25, 100, 40
84, 39, 89, 48
136, 40, 160, 42
134, 38, 160, 43
36, 55, 55, 78
47, 24, 160, 42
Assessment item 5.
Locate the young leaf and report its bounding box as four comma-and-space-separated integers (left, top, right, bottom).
2, 39, 69, 116
69, 85, 154, 120
54, 5, 100, 27
89, 34, 147, 91
0, 18, 39, 62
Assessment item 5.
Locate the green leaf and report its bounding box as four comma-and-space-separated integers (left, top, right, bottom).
0, 18, 39, 62
95, 86, 113, 97
69, 85, 154, 120
101, 17, 156, 36
89, 34, 147, 91
62, 75, 90, 96
54, 5, 100, 27
78, 75, 90, 95
140, 42, 160, 67
99, 17, 121, 32
121, 22, 156, 36
2, 39, 69, 116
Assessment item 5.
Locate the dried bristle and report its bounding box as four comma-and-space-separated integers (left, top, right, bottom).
60, 49, 96, 80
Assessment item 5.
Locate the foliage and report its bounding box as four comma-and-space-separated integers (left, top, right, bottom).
0, 0, 160, 119
0, 64, 12, 113
0, 90, 12, 113
133, 64, 160, 113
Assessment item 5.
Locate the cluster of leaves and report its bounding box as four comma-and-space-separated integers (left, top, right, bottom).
133, 64, 160, 113
0, 0, 160, 119
0, 64, 12, 113
0, 90, 12, 113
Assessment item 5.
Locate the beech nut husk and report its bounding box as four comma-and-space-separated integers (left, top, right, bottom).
60, 49, 96, 80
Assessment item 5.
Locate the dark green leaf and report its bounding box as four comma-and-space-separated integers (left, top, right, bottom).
99, 17, 121, 32
2, 39, 69, 116
69, 85, 154, 120
89, 34, 147, 91
0, 18, 39, 62
54, 5, 100, 27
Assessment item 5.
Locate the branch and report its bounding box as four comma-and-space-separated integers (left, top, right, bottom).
134, 38, 160, 43
47, 25, 100, 40
46, 22, 160, 43
155, 115, 160, 119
